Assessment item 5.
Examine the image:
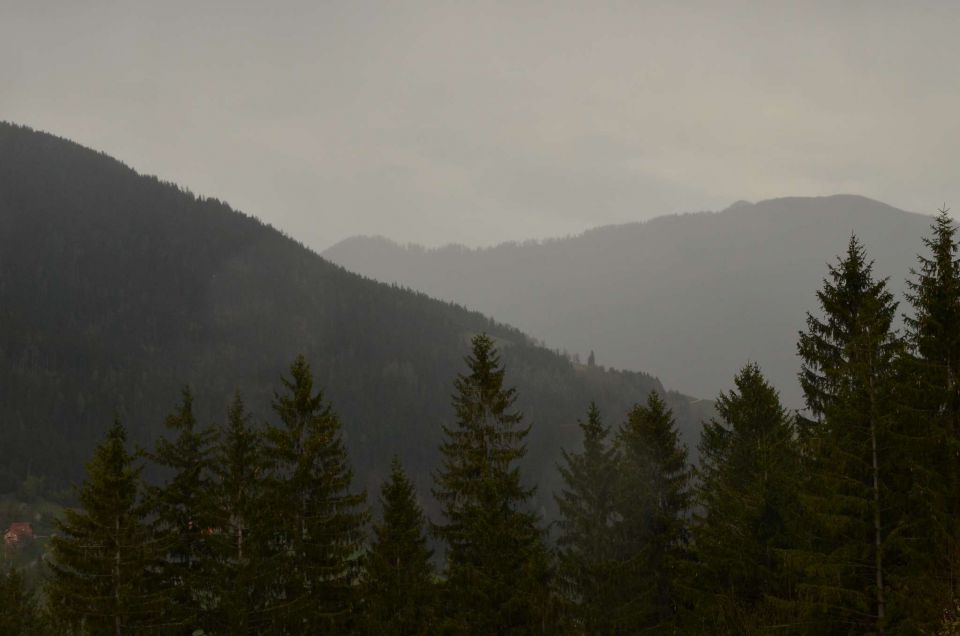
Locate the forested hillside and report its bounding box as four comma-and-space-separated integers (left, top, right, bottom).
325, 196, 934, 406
5, 122, 960, 633
0, 122, 709, 512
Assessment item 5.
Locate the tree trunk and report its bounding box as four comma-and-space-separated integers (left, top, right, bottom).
115, 514, 122, 636
869, 370, 885, 635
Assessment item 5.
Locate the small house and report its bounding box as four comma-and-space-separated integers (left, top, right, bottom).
4, 522, 34, 547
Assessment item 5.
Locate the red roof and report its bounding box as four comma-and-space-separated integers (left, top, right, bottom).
4, 523, 34, 543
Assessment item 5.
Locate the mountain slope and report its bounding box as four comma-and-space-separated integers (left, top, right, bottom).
0, 122, 709, 515
325, 196, 935, 407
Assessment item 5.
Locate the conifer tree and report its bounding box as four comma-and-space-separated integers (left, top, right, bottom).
906, 209, 960, 405
432, 333, 552, 634
261, 354, 368, 633
0, 566, 46, 634
363, 457, 435, 635
687, 363, 801, 633
144, 386, 216, 629
46, 421, 159, 634
613, 391, 691, 633
895, 208, 960, 627
554, 402, 621, 632
795, 236, 903, 632
206, 393, 270, 634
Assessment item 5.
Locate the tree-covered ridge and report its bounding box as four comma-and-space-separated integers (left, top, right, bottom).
0, 122, 710, 516
324, 194, 934, 408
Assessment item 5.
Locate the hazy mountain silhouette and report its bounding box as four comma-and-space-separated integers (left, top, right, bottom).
325, 195, 935, 407
0, 122, 710, 516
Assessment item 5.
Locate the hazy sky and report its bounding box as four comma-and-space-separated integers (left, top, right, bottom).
3, 1, 959, 249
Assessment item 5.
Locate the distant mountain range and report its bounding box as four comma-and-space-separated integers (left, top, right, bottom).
325, 195, 937, 407
0, 122, 710, 517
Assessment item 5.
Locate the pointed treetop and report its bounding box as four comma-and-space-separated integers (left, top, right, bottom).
623, 391, 672, 437
384, 455, 416, 501
463, 333, 505, 387
108, 418, 127, 443
718, 362, 786, 430
834, 233, 877, 297
278, 353, 315, 402
271, 354, 333, 431
165, 386, 197, 433
581, 401, 606, 438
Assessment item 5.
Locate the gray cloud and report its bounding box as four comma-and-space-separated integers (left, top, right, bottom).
2, 1, 958, 248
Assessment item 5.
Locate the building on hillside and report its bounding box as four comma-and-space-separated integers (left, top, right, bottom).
4, 522, 34, 547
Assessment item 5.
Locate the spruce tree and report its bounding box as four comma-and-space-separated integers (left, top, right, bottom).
46, 421, 159, 633
906, 209, 960, 404
554, 402, 621, 633
261, 354, 368, 633
432, 333, 552, 634
143, 386, 216, 629
686, 363, 802, 633
795, 236, 903, 632
894, 208, 960, 627
206, 393, 270, 634
613, 391, 691, 633
0, 566, 46, 635
363, 457, 435, 635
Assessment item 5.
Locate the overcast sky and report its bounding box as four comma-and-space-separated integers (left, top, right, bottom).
3, 1, 958, 249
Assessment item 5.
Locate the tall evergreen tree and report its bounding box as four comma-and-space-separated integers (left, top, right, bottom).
363, 457, 435, 635
795, 236, 903, 632
895, 208, 960, 627
613, 391, 691, 633
554, 402, 621, 633
144, 386, 217, 630
432, 333, 552, 634
686, 363, 802, 633
0, 566, 46, 635
261, 354, 368, 633
906, 209, 960, 405
206, 393, 270, 634
46, 421, 159, 634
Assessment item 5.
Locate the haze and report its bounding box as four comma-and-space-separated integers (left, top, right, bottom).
3, 1, 959, 248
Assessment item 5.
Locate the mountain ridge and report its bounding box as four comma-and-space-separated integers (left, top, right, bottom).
328, 194, 924, 255
324, 194, 936, 406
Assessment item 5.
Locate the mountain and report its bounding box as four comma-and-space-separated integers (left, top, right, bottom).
0, 122, 710, 517
325, 196, 935, 407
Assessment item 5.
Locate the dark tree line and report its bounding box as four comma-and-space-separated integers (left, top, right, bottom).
554, 211, 960, 634
23, 337, 553, 635
5, 211, 960, 634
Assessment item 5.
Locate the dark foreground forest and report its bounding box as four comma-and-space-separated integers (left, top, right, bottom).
4, 210, 960, 634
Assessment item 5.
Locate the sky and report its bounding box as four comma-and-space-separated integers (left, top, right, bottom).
3, 1, 959, 250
